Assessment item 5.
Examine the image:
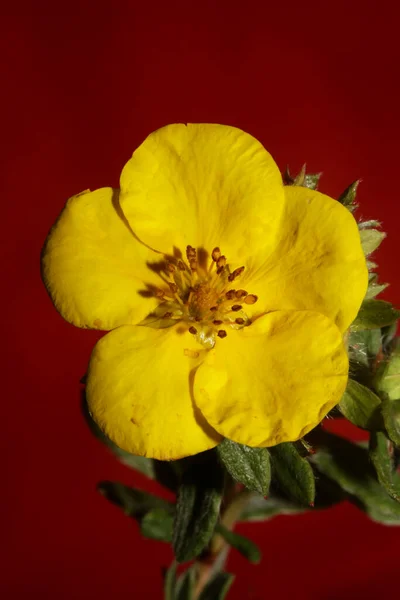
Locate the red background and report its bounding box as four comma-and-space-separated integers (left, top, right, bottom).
2, 1, 400, 598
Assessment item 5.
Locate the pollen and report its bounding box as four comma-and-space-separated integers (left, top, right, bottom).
151, 245, 259, 348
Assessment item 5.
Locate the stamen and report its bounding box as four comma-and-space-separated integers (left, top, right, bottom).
231, 305, 242, 312
244, 294, 258, 304
190, 258, 198, 271
155, 289, 165, 298
177, 260, 186, 271
189, 326, 198, 335
169, 282, 178, 293
217, 256, 226, 268
186, 245, 197, 261
225, 290, 236, 300
216, 266, 225, 275
235, 318, 245, 325
212, 247, 221, 261
163, 312, 173, 318
166, 263, 176, 273
228, 266, 245, 282
213, 320, 223, 325
210, 306, 218, 312
235, 289, 247, 299
217, 330, 227, 338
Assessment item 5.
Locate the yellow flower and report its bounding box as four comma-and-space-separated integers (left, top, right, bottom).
42, 124, 368, 460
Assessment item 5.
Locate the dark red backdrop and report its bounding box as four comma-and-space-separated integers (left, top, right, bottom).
2, 1, 400, 598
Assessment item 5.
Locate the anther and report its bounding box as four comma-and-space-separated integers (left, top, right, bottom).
177, 260, 186, 271
169, 282, 178, 293
163, 312, 173, 318
210, 306, 218, 312
217, 255, 226, 268
216, 266, 225, 275
155, 289, 165, 298
211, 247, 221, 261
231, 305, 242, 312
217, 330, 227, 338
235, 318, 245, 325
244, 294, 258, 304
189, 326, 198, 335
190, 259, 198, 271
228, 266, 245, 282
235, 289, 248, 299
186, 245, 197, 261
166, 263, 176, 273
225, 290, 236, 300
213, 320, 223, 325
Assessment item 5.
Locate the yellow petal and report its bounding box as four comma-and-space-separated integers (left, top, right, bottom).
41, 188, 163, 330
86, 324, 221, 460
243, 186, 368, 333
119, 123, 285, 264
193, 311, 348, 447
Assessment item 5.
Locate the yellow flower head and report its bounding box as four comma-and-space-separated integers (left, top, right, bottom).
42, 124, 368, 460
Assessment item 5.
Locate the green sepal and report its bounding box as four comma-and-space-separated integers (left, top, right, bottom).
140, 508, 174, 542
197, 573, 234, 600
348, 328, 382, 368
338, 179, 361, 211
173, 452, 224, 563
351, 299, 400, 331
338, 379, 383, 430
382, 398, 400, 447
164, 562, 177, 600
269, 442, 315, 506
310, 431, 400, 525
283, 165, 321, 189
97, 481, 173, 519
374, 343, 400, 400
215, 523, 261, 564
359, 228, 386, 256
382, 323, 398, 354
369, 431, 400, 502
217, 439, 271, 495
358, 219, 381, 229
365, 283, 388, 300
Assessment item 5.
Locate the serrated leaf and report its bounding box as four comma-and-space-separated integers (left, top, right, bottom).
339, 379, 383, 430
173, 453, 223, 563
359, 229, 386, 256
140, 508, 174, 542
382, 398, 400, 447
374, 344, 400, 400
215, 524, 261, 563
352, 299, 400, 331
269, 443, 315, 506
97, 481, 173, 519
175, 567, 196, 600
217, 440, 271, 495
164, 562, 177, 600
197, 572, 234, 600
310, 431, 400, 525
365, 283, 388, 300
348, 328, 382, 367
338, 180, 361, 210
369, 431, 400, 502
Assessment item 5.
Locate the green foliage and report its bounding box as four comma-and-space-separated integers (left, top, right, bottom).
339, 379, 383, 430
173, 452, 224, 563
215, 524, 261, 563
217, 440, 271, 495
283, 165, 322, 190
140, 508, 174, 542
369, 431, 400, 502
197, 573, 235, 600
374, 343, 400, 400
269, 442, 315, 506
359, 228, 386, 256
338, 179, 361, 211
352, 299, 400, 331
382, 398, 400, 447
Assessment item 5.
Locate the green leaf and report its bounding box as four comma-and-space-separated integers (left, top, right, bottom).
140, 508, 174, 542
97, 481, 173, 519
382, 323, 398, 353
338, 179, 361, 210
374, 344, 400, 400
173, 453, 224, 563
369, 431, 400, 502
352, 299, 400, 331
348, 328, 382, 367
175, 567, 196, 600
239, 493, 305, 521
164, 562, 177, 600
217, 439, 271, 495
359, 229, 386, 256
338, 379, 383, 430
382, 398, 400, 447
197, 573, 234, 600
310, 431, 400, 525
269, 443, 315, 506
215, 523, 261, 563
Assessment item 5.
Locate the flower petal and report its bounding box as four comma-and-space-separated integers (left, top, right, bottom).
86, 324, 221, 460
193, 311, 348, 447
119, 123, 285, 263
41, 188, 164, 330
243, 186, 368, 332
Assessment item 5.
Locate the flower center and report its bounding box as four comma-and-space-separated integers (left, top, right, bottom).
146, 245, 258, 349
